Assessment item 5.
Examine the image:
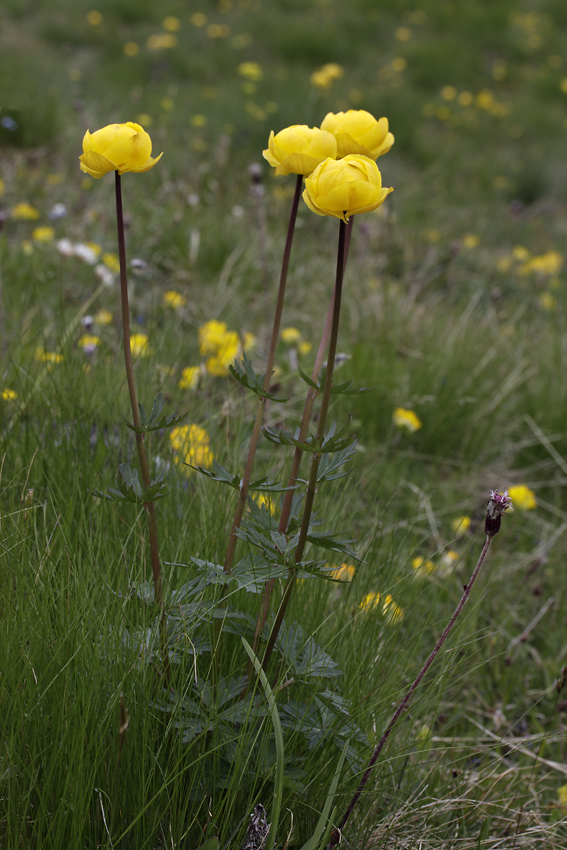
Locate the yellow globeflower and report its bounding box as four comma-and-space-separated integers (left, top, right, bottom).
303, 155, 392, 223
320, 109, 394, 159
206, 331, 240, 376
263, 125, 337, 177
198, 319, 229, 355
79, 122, 163, 178
393, 407, 422, 432
163, 290, 186, 309
130, 333, 150, 357
2, 388, 18, 401
32, 226, 55, 242
508, 485, 536, 510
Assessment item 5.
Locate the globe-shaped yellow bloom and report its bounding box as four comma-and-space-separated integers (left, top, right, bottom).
79, 122, 163, 178
320, 110, 394, 159
303, 155, 393, 222
263, 125, 337, 176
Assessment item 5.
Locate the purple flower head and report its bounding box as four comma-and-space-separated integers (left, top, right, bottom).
485, 489, 513, 536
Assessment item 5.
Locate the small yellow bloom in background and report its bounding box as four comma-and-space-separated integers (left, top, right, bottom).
441, 550, 460, 569
508, 484, 536, 510
303, 155, 392, 223
78, 334, 101, 353
560, 79, 567, 94
310, 62, 343, 89
359, 591, 403, 622
32, 226, 55, 243
86, 10, 103, 26
411, 556, 435, 575
539, 292, 557, 311
395, 26, 412, 41
557, 784, 567, 809
458, 91, 474, 106
46, 173, 64, 185
452, 515, 471, 536
320, 110, 394, 159
123, 41, 139, 57
281, 327, 302, 345
462, 233, 480, 249
251, 493, 277, 515
242, 331, 257, 351
11, 202, 40, 220
512, 245, 530, 262
199, 319, 229, 355
263, 125, 337, 177
206, 331, 240, 376
441, 85, 457, 100
329, 563, 356, 582
170, 424, 213, 471
391, 57, 407, 72
298, 341, 312, 355
136, 113, 152, 127
0, 178, 5, 196
206, 23, 230, 38
95, 308, 113, 325
22, 241, 33, 255
80, 122, 163, 178
2, 388, 18, 401
130, 333, 150, 357
147, 33, 178, 49
191, 12, 208, 27
393, 407, 422, 433
163, 290, 186, 309
163, 16, 181, 32
178, 366, 201, 390
525, 251, 563, 276
35, 346, 64, 364
190, 114, 208, 127
238, 61, 263, 81
102, 252, 120, 272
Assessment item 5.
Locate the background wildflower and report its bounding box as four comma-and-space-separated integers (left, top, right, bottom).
393, 407, 422, 432
508, 484, 536, 510
178, 366, 201, 390
130, 333, 150, 357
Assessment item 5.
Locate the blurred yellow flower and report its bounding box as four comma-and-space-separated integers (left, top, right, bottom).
441, 85, 457, 100
130, 333, 150, 357
251, 493, 277, 515
206, 331, 240, 376
310, 62, 344, 89
147, 33, 177, 49
2, 388, 18, 401
263, 125, 337, 176
163, 16, 181, 32
191, 12, 207, 27
80, 122, 163, 178
281, 327, 302, 344
206, 23, 230, 38
0, 178, 5, 196
86, 10, 103, 26
320, 110, 394, 159
78, 334, 101, 352
303, 155, 392, 222
199, 319, 229, 355
452, 515, 471, 536
170, 424, 213, 470
508, 484, 536, 510
123, 42, 139, 57
393, 407, 422, 432
32, 226, 55, 242
238, 61, 263, 81
178, 366, 201, 390
411, 556, 435, 575
242, 331, 257, 351
102, 252, 120, 272
539, 292, 557, 311
35, 346, 63, 364
395, 26, 411, 41
462, 233, 480, 249
191, 114, 207, 127
163, 290, 186, 309
557, 784, 567, 808
329, 563, 356, 582
12, 202, 40, 220
359, 591, 403, 622
95, 308, 113, 324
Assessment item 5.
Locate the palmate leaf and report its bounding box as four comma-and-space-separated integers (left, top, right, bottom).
92, 464, 168, 504
263, 419, 355, 454
229, 351, 287, 402
124, 391, 187, 434
298, 364, 371, 396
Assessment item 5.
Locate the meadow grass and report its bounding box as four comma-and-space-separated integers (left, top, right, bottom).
2, 1, 567, 848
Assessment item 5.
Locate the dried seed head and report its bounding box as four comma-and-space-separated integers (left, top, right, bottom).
485, 489, 513, 536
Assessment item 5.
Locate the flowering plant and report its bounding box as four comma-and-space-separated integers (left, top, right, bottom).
79, 122, 163, 178
321, 109, 394, 159
303, 154, 393, 222
262, 124, 337, 176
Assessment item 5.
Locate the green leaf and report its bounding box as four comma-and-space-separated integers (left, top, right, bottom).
124, 392, 187, 433
92, 464, 168, 504
263, 420, 355, 455
229, 351, 287, 402
299, 740, 348, 850
241, 639, 283, 850
195, 839, 218, 850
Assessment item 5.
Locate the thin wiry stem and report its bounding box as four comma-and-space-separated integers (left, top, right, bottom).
328, 533, 495, 846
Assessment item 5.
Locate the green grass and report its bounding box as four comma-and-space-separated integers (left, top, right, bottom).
2, 0, 567, 848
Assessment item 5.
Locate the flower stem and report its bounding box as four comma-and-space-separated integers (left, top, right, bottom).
223, 173, 303, 574
328, 533, 495, 846
250, 218, 354, 658
261, 218, 348, 672
115, 172, 169, 681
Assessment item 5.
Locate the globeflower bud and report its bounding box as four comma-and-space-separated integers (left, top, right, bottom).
303, 155, 393, 222
79, 122, 163, 178
262, 125, 337, 176
320, 109, 394, 159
